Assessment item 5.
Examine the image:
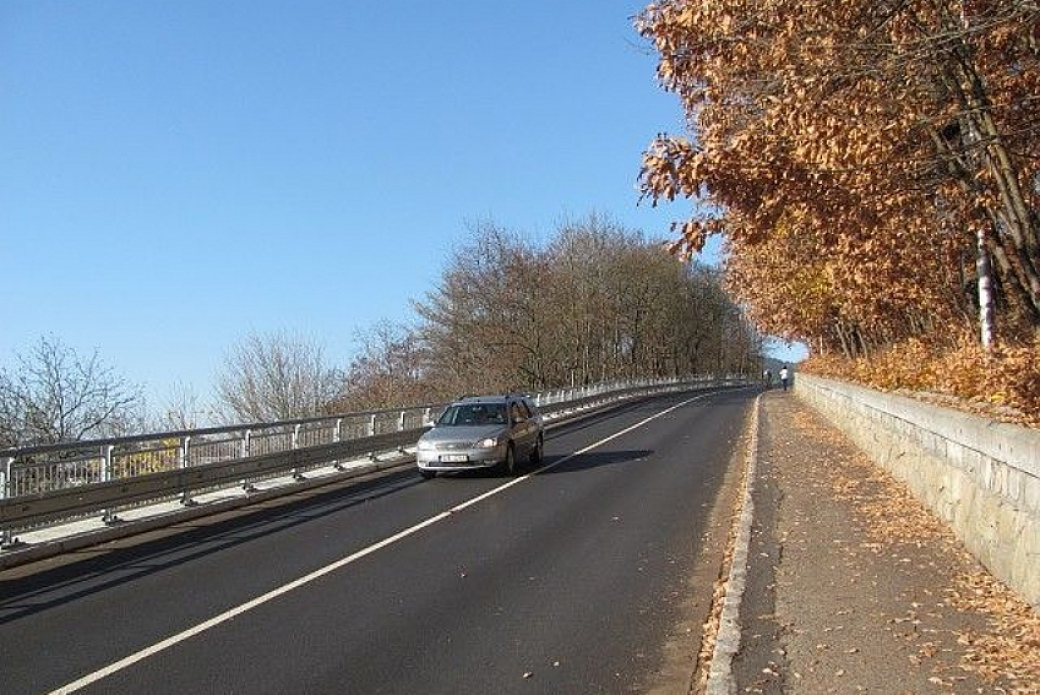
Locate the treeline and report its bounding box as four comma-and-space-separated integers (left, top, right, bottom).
1, 216, 760, 447
335, 216, 761, 411
636, 0, 1039, 356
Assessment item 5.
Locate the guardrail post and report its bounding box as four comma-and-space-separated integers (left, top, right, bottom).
101, 445, 122, 525
0, 457, 9, 500
291, 425, 305, 481
179, 436, 197, 507
0, 456, 21, 549
332, 419, 346, 471
241, 429, 257, 493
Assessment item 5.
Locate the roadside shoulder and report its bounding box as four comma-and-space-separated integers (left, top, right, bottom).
740, 391, 1038, 694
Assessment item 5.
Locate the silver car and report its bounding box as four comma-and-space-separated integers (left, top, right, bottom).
416, 395, 544, 478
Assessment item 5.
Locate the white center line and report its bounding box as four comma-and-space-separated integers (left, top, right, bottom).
49, 391, 713, 694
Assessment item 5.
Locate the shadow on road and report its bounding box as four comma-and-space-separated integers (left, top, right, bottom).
540, 449, 655, 474
0, 470, 422, 625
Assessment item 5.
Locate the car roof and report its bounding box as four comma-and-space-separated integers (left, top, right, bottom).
456, 394, 510, 404
455, 393, 531, 405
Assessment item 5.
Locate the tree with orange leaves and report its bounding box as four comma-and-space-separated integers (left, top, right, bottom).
637, 0, 1040, 355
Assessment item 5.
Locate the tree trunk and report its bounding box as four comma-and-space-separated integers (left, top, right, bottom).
977, 228, 996, 349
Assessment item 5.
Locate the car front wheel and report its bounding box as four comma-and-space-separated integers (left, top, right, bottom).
500, 445, 517, 476
530, 435, 544, 464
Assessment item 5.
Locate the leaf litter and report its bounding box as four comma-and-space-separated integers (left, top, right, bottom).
790, 408, 1040, 693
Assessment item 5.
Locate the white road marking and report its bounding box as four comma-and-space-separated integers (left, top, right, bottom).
49, 391, 714, 694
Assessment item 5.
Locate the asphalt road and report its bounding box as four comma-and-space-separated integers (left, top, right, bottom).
0, 387, 755, 695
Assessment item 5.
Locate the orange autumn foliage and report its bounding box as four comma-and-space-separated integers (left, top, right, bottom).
636, 0, 1039, 416
806, 335, 1040, 427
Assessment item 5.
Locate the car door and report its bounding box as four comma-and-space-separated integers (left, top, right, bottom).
522, 397, 543, 428
510, 400, 535, 455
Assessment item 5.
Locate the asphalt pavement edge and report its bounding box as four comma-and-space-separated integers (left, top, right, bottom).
703, 393, 760, 695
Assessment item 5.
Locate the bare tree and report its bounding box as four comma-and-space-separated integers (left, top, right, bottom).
334, 320, 429, 411
414, 215, 762, 395
415, 221, 550, 394
544, 215, 629, 385
155, 381, 212, 432
214, 331, 341, 423
0, 336, 144, 447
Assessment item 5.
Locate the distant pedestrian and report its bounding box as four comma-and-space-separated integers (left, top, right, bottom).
763, 369, 772, 389
780, 365, 790, 392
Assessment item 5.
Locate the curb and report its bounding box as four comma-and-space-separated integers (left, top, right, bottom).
705, 394, 760, 694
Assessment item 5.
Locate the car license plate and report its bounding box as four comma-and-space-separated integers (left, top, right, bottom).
440, 454, 469, 463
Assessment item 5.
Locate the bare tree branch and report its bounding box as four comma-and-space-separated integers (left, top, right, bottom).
214, 331, 341, 423
0, 336, 143, 447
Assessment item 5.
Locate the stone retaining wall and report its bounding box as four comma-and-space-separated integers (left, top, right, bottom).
795, 374, 1040, 609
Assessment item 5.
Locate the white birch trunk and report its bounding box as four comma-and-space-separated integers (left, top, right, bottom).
977, 228, 995, 349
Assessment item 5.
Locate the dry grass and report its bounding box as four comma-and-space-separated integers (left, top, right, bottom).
806, 336, 1040, 428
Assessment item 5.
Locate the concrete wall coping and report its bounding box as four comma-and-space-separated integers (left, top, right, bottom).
797, 374, 1039, 478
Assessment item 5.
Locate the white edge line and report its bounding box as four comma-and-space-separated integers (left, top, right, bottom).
50, 390, 717, 695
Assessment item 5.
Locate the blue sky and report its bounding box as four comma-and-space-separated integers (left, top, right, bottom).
1, 1, 803, 410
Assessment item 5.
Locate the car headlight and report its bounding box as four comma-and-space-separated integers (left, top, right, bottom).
475, 436, 502, 449
417, 440, 436, 451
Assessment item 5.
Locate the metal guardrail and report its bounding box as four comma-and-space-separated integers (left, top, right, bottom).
0, 375, 743, 547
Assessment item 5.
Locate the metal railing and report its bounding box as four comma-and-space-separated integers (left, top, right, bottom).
0, 375, 745, 547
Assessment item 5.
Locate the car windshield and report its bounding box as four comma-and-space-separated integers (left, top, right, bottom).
437, 403, 507, 426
